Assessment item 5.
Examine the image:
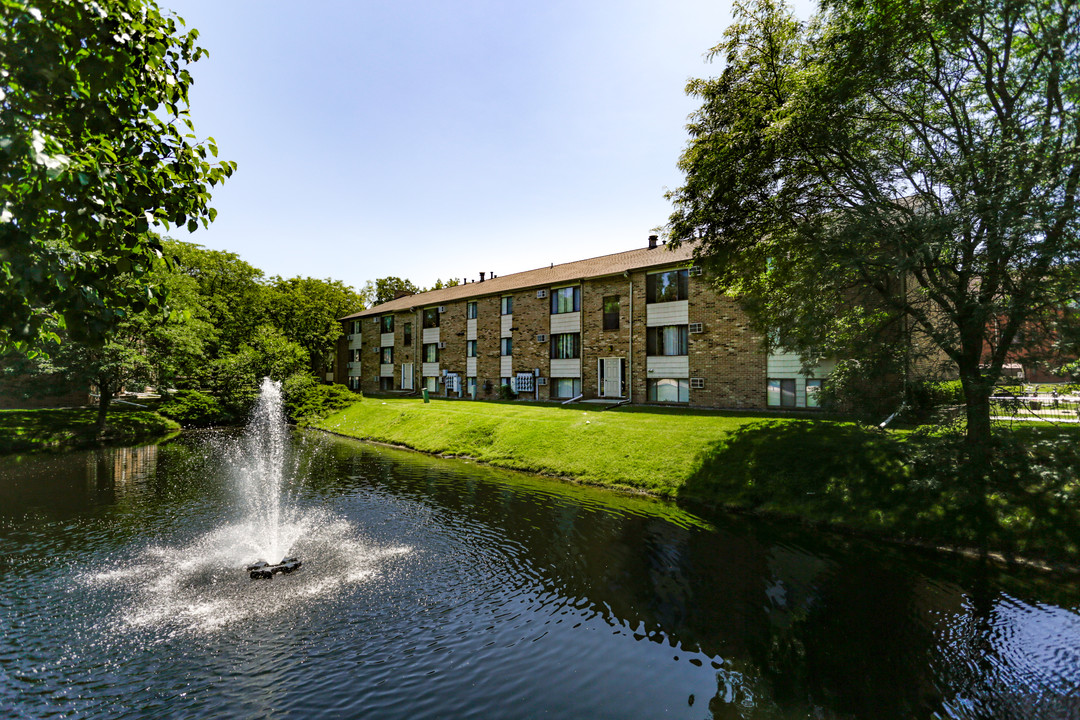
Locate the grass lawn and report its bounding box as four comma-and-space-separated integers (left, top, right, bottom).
311, 396, 1080, 564
0, 407, 181, 454
310, 396, 844, 496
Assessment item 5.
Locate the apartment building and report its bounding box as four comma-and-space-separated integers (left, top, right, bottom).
336, 238, 831, 409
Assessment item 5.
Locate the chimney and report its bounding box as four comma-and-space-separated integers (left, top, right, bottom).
480, 272, 486, 282
648, 234, 658, 249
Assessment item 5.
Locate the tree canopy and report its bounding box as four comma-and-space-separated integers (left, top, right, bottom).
0, 0, 235, 352
667, 0, 1080, 450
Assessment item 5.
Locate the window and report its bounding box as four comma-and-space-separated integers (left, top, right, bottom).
423, 308, 440, 328
403, 322, 412, 345
466, 340, 478, 357
381, 346, 393, 364
648, 378, 689, 403
767, 379, 797, 407
352, 320, 361, 334
549, 333, 580, 359
646, 269, 689, 303
602, 295, 620, 330
467, 377, 477, 398
463, 301, 477, 319
806, 379, 823, 408
381, 315, 394, 333
379, 377, 394, 391
423, 343, 439, 363
501, 296, 513, 315
552, 378, 581, 399
500, 337, 513, 356
550, 286, 580, 314
352, 349, 362, 362
646, 325, 688, 356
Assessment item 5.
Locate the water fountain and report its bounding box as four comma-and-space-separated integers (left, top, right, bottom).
235, 377, 303, 578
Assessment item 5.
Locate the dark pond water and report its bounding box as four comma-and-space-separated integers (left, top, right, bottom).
1, 431, 1078, 719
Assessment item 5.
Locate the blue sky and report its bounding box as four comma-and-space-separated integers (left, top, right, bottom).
162, 0, 814, 293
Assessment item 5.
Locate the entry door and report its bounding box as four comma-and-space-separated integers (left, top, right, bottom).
599, 357, 623, 398
400, 363, 414, 390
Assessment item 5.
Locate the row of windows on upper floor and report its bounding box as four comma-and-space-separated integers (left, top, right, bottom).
349, 268, 693, 336
351, 325, 693, 365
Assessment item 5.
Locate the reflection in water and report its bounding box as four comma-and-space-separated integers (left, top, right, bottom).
0, 432, 1078, 719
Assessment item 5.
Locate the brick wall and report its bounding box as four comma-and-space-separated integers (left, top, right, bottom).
688, 289, 767, 408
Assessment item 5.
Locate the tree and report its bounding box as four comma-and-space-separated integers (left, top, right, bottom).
30, 246, 213, 434
362, 276, 420, 306
264, 276, 365, 374
164, 240, 266, 355
0, 0, 235, 352
667, 0, 1080, 459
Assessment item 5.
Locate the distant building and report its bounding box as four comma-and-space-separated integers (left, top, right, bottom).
336, 237, 831, 409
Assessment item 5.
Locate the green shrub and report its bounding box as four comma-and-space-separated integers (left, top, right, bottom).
283, 372, 360, 421
498, 384, 517, 400
158, 390, 226, 427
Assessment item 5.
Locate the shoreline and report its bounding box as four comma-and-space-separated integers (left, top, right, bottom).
307, 423, 1080, 577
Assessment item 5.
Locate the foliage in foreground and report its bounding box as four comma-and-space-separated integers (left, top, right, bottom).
0, 0, 234, 352
0, 408, 179, 454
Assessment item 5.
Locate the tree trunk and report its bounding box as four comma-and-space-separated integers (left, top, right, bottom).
96, 383, 113, 439
957, 359, 994, 558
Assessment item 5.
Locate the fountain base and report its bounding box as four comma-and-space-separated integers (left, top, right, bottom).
247, 557, 302, 580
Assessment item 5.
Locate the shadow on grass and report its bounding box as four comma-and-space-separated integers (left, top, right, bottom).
680, 420, 1080, 565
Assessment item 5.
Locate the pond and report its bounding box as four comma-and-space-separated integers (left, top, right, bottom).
1, 430, 1078, 719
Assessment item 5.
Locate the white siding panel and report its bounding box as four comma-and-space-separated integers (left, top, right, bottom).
500, 315, 513, 337
646, 300, 689, 327
549, 312, 580, 334
466, 318, 478, 340
422, 327, 440, 344
380, 332, 394, 346
500, 356, 513, 377
646, 356, 690, 377
466, 357, 477, 376
380, 363, 395, 377
767, 353, 837, 378
422, 362, 440, 377
549, 359, 581, 378
348, 335, 363, 350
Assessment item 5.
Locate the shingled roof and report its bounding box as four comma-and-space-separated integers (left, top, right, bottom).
343, 242, 697, 320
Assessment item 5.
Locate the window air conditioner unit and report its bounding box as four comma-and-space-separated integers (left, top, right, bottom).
536, 377, 547, 386
691, 377, 705, 389
437, 341, 446, 349
689, 266, 703, 276
689, 322, 704, 334
373, 317, 380, 324
536, 289, 547, 299
536, 334, 547, 342
438, 306, 446, 313
372, 346, 381, 354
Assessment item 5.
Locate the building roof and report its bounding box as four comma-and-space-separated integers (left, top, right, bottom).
343, 241, 698, 319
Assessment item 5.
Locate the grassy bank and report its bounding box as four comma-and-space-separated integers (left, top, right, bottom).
309, 396, 798, 495
0, 407, 181, 454
312, 396, 1080, 564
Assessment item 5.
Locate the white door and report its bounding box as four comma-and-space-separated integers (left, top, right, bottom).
401, 363, 414, 390
600, 357, 622, 397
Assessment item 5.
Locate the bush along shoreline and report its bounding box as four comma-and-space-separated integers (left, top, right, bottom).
309, 396, 1080, 568
0, 407, 180, 454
